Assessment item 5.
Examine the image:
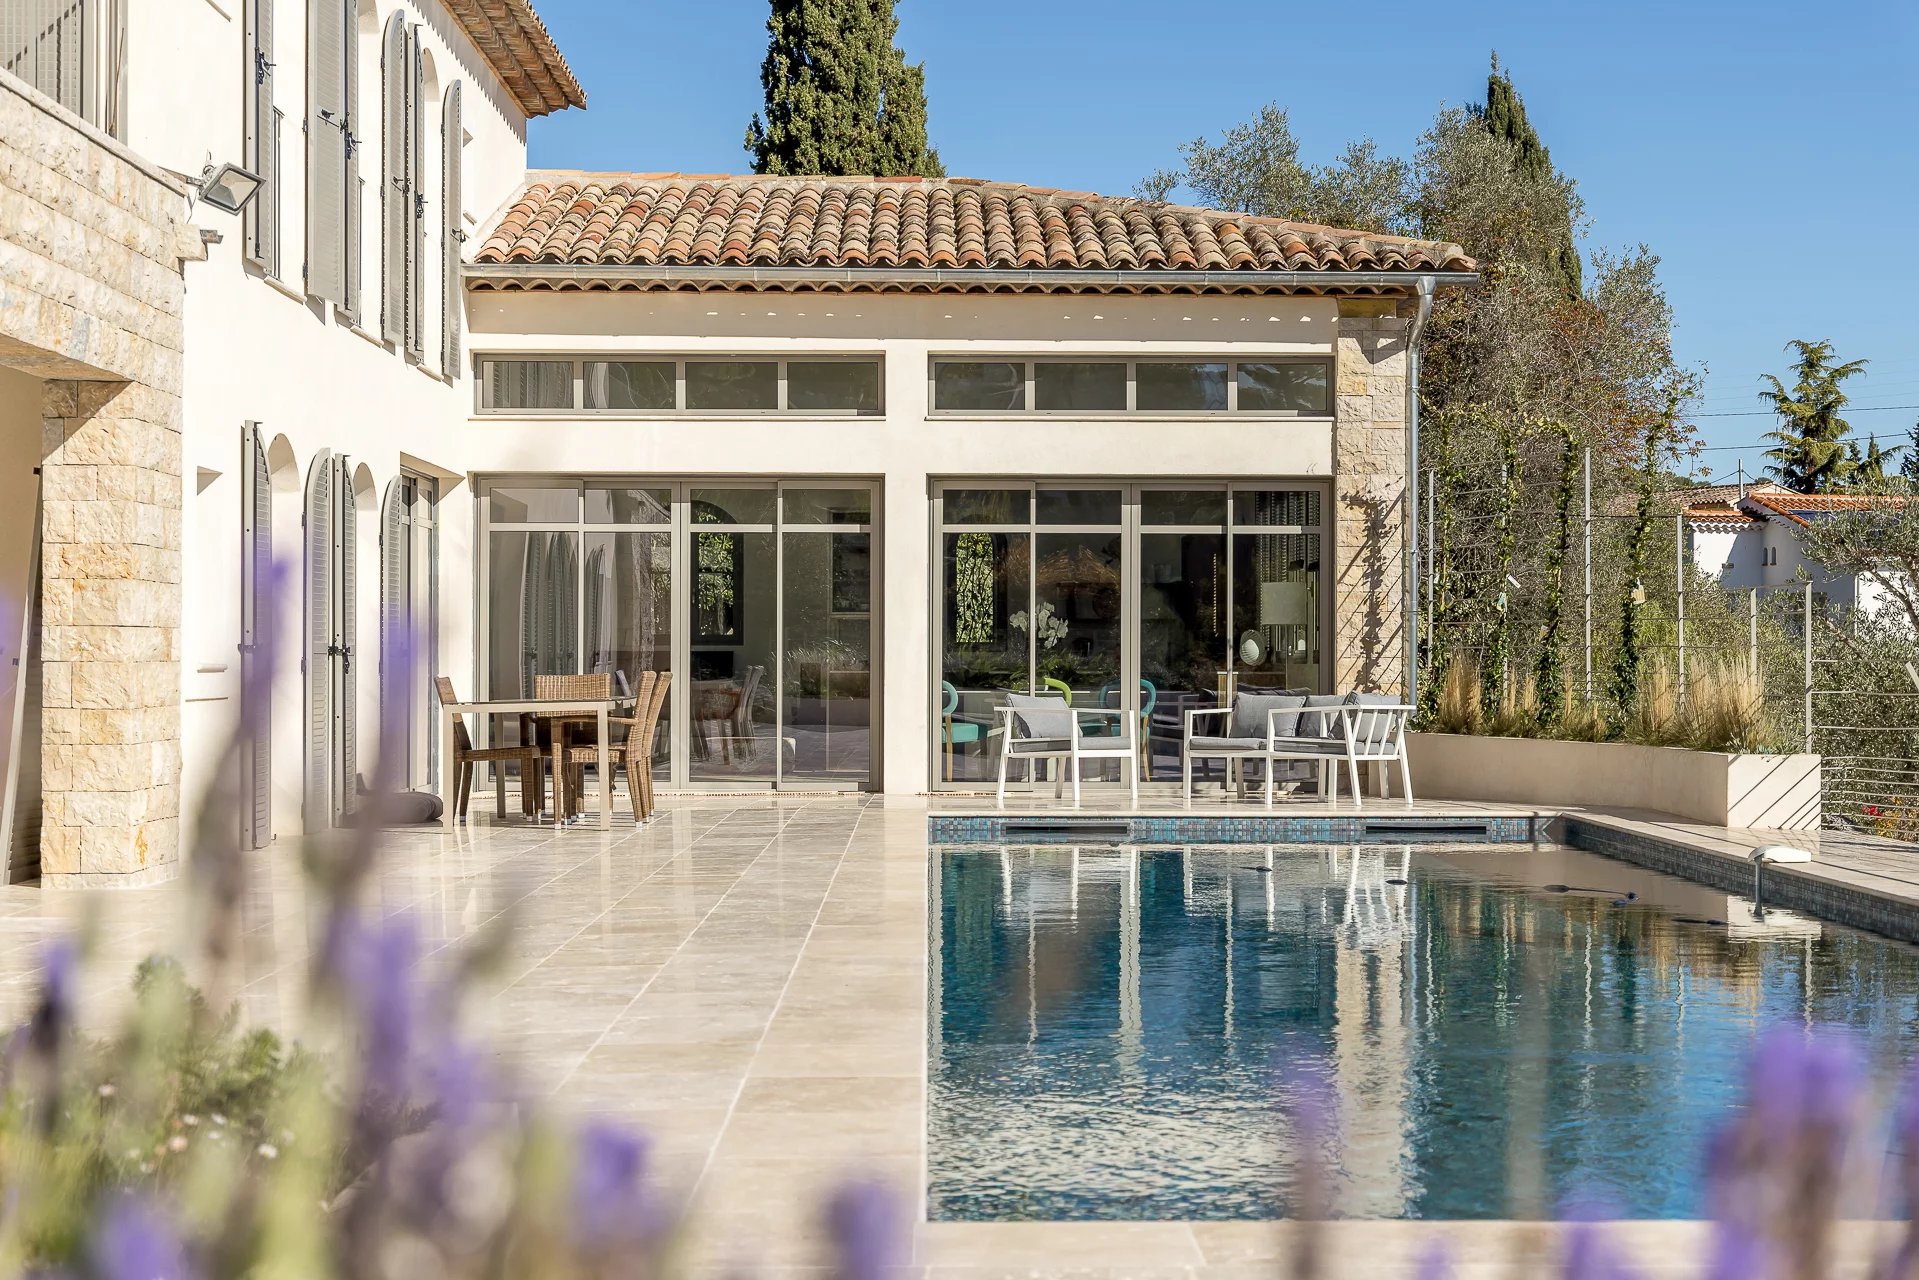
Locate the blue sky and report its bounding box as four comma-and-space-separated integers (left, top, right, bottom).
526, 0, 1919, 480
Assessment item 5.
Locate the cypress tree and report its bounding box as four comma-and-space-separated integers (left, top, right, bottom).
745, 0, 943, 178
1479, 54, 1582, 296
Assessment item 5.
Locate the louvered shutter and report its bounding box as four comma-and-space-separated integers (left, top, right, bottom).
337, 458, 357, 819
379, 478, 405, 756
240, 425, 272, 850
441, 80, 463, 377
406, 26, 426, 360
339, 1, 362, 323
243, 0, 276, 272
303, 451, 333, 831
304, 0, 347, 304
380, 11, 408, 346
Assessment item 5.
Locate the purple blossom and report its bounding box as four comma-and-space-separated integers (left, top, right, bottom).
1562, 1218, 1640, 1280
825, 1178, 903, 1280
1704, 1222, 1775, 1280
1744, 1024, 1862, 1133
92, 1194, 195, 1280
1412, 1240, 1453, 1280
28, 937, 77, 1058
571, 1122, 658, 1249
327, 913, 425, 1103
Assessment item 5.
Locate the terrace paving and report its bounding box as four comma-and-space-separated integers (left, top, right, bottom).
0, 791, 1911, 1276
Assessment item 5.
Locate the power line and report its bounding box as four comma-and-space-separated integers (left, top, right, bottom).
1691, 403, 1919, 419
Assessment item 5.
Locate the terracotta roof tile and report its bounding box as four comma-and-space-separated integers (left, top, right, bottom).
473, 173, 1475, 291
442, 0, 584, 118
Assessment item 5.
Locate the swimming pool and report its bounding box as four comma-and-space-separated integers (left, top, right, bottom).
928, 842, 1919, 1221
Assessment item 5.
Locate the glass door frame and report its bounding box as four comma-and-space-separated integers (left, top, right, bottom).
929, 479, 1330, 792
476, 476, 881, 793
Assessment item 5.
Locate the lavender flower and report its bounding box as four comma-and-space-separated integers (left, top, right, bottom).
28, 937, 77, 1059
92, 1194, 195, 1280
1412, 1240, 1453, 1280
1562, 1218, 1640, 1280
571, 1122, 658, 1249
825, 1178, 903, 1280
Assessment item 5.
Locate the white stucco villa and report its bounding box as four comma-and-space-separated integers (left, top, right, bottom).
0, 0, 1475, 885
1679, 482, 1902, 616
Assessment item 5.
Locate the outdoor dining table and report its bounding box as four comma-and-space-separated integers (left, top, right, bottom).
439, 696, 622, 831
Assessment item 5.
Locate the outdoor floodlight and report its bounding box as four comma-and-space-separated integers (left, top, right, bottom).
193, 162, 263, 214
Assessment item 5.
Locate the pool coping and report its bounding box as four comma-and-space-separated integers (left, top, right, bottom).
1559, 810, 1919, 947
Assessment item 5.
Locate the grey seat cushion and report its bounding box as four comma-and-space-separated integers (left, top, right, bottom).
1267, 737, 1347, 755
1005, 693, 1074, 739
1006, 736, 1073, 754
1231, 691, 1309, 739
1189, 735, 1266, 753
1348, 692, 1402, 746
1298, 693, 1352, 739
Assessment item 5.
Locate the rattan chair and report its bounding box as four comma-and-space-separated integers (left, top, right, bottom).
436, 677, 544, 820
561, 671, 663, 823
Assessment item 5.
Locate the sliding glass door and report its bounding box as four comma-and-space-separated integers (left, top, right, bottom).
481, 479, 877, 790
933, 482, 1326, 790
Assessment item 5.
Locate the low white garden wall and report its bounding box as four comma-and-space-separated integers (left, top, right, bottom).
1406, 733, 1823, 831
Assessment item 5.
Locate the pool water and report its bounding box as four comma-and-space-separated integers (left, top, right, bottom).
928, 843, 1919, 1221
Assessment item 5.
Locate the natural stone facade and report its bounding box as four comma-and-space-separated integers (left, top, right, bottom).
1331, 297, 1412, 695
0, 70, 189, 885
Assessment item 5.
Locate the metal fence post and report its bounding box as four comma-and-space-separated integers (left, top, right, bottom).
1748, 588, 1758, 676
1424, 467, 1436, 652
1803, 581, 1814, 753
1583, 448, 1593, 703
1675, 511, 1686, 699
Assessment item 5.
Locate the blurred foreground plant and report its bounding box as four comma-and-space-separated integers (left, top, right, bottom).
0, 608, 902, 1279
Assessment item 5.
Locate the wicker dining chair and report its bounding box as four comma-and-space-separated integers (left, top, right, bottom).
560, 671, 658, 823
631, 670, 672, 820
436, 677, 544, 820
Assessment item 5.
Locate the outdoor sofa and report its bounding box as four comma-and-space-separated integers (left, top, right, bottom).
1182, 690, 1414, 808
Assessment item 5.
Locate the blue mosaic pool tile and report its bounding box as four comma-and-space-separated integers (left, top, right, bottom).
927, 813, 1543, 845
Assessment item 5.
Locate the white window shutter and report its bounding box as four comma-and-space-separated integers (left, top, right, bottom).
304, 0, 347, 304
380, 11, 408, 346
243, 0, 276, 272
303, 450, 334, 831
337, 458, 357, 819
241, 424, 273, 850
379, 478, 405, 752
441, 80, 463, 378
406, 25, 426, 360
340, 2, 362, 323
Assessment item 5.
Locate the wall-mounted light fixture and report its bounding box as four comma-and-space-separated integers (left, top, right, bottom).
191, 161, 263, 214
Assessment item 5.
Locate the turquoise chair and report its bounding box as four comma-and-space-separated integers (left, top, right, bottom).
940, 681, 984, 781
1092, 678, 1158, 779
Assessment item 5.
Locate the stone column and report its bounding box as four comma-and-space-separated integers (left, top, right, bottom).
37, 377, 183, 885
1331, 298, 1411, 695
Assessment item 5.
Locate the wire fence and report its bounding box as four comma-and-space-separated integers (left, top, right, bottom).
1418, 455, 1919, 841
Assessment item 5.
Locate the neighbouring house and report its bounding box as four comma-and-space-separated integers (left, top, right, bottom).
0, 0, 1475, 886
1677, 482, 1903, 616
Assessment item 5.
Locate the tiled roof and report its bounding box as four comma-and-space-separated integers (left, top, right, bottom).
470, 173, 1475, 293
444, 0, 584, 117
1683, 505, 1762, 530
1744, 490, 1906, 527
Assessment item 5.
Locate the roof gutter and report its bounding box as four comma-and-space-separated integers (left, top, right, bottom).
1405, 276, 1436, 709
464, 262, 1481, 293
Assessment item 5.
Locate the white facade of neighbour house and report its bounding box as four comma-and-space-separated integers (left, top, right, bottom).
1680, 483, 1898, 616
0, 0, 1477, 886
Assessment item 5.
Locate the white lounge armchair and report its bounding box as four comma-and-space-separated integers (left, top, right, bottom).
995, 693, 1138, 809
1183, 692, 1414, 809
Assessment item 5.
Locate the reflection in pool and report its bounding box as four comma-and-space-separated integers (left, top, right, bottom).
928, 843, 1919, 1221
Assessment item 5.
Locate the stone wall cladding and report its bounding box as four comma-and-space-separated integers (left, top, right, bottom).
0, 70, 187, 886
1331, 298, 1412, 696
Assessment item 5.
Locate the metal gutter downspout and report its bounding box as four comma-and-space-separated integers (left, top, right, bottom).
1405, 276, 1436, 708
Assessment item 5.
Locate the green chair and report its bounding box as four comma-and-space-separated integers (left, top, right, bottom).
1092, 678, 1158, 779
940, 681, 985, 781
1038, 676, 1073, 702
